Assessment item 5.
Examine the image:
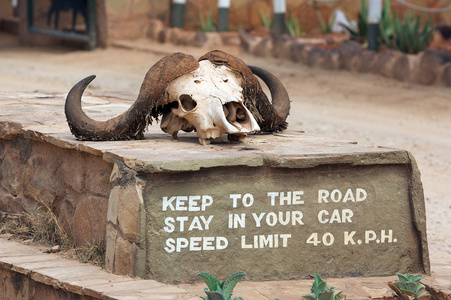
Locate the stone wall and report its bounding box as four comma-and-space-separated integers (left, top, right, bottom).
239, 31, 451, 87
105, 0, 451, 40
0, 127, 112, 246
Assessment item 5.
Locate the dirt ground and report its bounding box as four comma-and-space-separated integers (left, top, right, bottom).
0, 32, 450, 293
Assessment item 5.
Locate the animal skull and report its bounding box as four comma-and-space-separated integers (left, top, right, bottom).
160, 60, 260, 145
64, 50, 290, 145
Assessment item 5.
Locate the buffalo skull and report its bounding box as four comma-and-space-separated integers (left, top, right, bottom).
65, 50, 290, 144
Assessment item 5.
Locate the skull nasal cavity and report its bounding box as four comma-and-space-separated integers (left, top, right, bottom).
179, 94, 197, 111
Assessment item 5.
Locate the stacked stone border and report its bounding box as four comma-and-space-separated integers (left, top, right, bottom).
145, 18, 451, 88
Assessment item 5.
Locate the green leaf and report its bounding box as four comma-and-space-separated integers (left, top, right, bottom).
221, 271, 246, 299
318, 291, 335, 300
388, 281, 403, 296
301, 295, 317, 300
198, 272, 221, 292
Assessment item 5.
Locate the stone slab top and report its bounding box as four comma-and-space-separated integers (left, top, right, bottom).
0, 237, 449, 299
0, 92, 411, 173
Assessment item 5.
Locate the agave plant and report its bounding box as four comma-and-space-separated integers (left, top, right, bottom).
198, 9, 217, 32
341, 0, 368, 43
285, 11, 302, 37
302, 273, 344, 300
379, 0, 434, 54
258, 9, 273, 30
388, 273, 428, 299
198, 271, 246, 300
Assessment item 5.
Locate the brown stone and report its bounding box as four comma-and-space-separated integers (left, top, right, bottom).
238, 29, 260, 53
370, 49, 401, 78
253, 36, 273, 58
392, 54, 410, 82
321, 49, 340, 70
290, 42, 312, 64
116, 185, 141, 240
306, 46, 326, 68
417, 49, 451, 85
219, 31, 241, 47
113, 236, 133, 276
272, 34, 294, 59
146, 18, 165, 41
204, 32, 224, 48
358, 50, 377, 73
338, 40, 363, 70
441, 62, 451, 87
190, 30, 208, 47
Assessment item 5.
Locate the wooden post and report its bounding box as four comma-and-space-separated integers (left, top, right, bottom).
367, 0, 381, 51
218, 0, 230, 32
171, 0, 186, 28
273, 0, 286, 36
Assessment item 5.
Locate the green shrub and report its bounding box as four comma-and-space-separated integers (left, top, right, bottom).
379, 0, 434, 54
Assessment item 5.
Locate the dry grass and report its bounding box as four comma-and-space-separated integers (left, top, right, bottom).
0, 204, 105, 268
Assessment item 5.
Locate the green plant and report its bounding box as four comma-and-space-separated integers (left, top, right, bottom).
198, 271, 246, 300
379, 0, 434, 54
341, 0, 368, 43
312, 0, 333, 34
285, 11, 302, 37
258, 9, 273, 29
198, 9, 216, 32
388, 273, 428, 299
302, 274, 344, 300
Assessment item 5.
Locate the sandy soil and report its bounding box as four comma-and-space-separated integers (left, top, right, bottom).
0, 32, 450, 285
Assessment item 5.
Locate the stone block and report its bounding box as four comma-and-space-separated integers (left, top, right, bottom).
204, 32, 224, 48
272, 34, 294, 59
290, 42, 312, 64
441, 62, 451, 87
370, 49, 401, 78
114, 236, 133, 276
338, 40, 363, 70
146, 18, 165, 41
321, 49, 339, 70
253, 37, 273, 58
358, 50, 377, 73
238, 29, 260, 53
219, 31, 241, 47
417, 49, 451, 85
116, 185, 141, 240
392, 54, 410, 82
306, 46, 326, 68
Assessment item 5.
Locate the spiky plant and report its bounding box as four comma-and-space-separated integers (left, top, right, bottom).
198, 271, 246, 300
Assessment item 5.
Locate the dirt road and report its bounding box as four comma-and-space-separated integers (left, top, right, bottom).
1, 33, 450, 274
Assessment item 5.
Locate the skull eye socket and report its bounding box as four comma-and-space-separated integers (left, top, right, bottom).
179, 94, 197, 112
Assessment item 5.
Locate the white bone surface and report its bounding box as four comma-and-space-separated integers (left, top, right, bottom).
161, 60, 260, 144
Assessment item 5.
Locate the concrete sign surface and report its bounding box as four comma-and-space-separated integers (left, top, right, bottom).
143, 156, 427, 282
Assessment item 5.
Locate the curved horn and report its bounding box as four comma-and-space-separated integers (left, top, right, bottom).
198, 50, 290, 132
65, 52, 199, 141
248, 65, 290, 127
